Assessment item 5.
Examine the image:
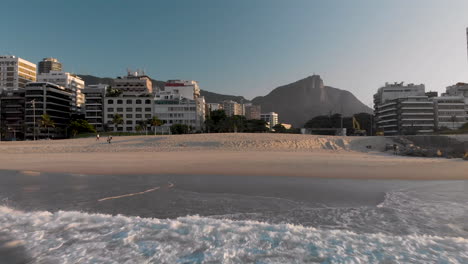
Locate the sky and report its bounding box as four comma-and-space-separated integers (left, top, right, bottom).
2, 0, 468, 105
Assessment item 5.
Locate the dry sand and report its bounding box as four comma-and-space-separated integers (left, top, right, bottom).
0, 133, 466, 180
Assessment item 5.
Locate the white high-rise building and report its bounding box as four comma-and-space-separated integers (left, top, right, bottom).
37, 71, 85, 113
221, 100, 243, 116
0, 55, 36, 91
114, 70, 153, 95
164, 80, 200, 100
261, 112, 279, 130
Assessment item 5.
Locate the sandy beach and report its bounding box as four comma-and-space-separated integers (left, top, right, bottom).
0, 133, 466, 180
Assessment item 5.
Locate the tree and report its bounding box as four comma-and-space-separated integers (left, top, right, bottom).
170, 124, 190, 134
137, 119, 148, 135
245, 119, 269, 133
68, 120, 96, 137
105, 86, 122, 97
149, 116, 163, 135
40, 114, 55, 139
111, 114, 124, 132
272, 124, 287, 133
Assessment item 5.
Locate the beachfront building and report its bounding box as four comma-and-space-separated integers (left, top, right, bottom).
0, 90, 26, 140
0, 55, 36, 91
104, 97, 154, 132
37, 71, 85, 114
245, 104, 261, 120
38, 58, 62, 74
433, 96, 467, 130
24, 82, 72, 139
83, 84, 108, 132
261, 112, 279, 130
154, 80, 206, 132
374, 82, 435, 135
114, 70, 153, 95
221, 100, 243, 116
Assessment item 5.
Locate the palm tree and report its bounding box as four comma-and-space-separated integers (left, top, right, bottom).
40, 114, 55, 139
149, 116, 163, 135
137, 119, 148, 135
111, 114, 124, 132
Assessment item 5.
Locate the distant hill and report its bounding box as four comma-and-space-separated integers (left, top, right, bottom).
78, 75, 248, 103
251, 75, 372, 127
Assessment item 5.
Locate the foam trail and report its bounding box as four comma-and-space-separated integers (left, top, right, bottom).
1, 206, 467, 264
98, 183, 174, 202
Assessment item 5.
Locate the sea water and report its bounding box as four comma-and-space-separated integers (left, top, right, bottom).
0, 172, 467, 263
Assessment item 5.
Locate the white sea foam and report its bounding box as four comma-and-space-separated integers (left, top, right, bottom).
1, 206, 467, 264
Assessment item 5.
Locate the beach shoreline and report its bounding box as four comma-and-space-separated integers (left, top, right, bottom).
0, 134, 466, 180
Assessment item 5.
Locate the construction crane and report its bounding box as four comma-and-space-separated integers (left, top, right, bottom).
352, 116, 367, 136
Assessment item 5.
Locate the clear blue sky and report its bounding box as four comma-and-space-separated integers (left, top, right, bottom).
2, 0, 468, 105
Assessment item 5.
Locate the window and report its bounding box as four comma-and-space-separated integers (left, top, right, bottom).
136, 99, 142, 104
126, 99, 132, 104
136, 114, 142, 118
145, 108, 151, 112
117, 108, 123, 112
107, 114, 113, 118
136, 108, 142, 112
126, 114, 133, 118
107, 108, 114, 112
117, 127, 123, 131
145, 99, 151, 104
126, 108, 132, 112
126, 120, 133, 124
145, 114, 151, 118
117, 100, 123, 104
126, 127, 132, 131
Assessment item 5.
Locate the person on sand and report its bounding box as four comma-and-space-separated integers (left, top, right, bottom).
393, 144, 399, 155
96, 134, 100, 141
107, 136, 113, 144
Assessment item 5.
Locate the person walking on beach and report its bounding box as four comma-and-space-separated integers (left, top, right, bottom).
107, 135, 113, 144
393, 144, 399, 155
96, 134, 100, 141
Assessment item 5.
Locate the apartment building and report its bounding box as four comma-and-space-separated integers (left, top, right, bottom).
104, 97, 154, 132
433, 96, 467, 130
83, 84, 108, 132
245, 104, 261, 120
114, 71, 153, 95
24, 82, 72, 139
0, 90, 26, 140
0, 55, 36, 91
154, 80, 206, 131
37, 71, 85, 113
260, 112, 279, 130
221, 100, 243, 116
38, 58, 62, 74
206, 103, 222, 112
374, 82, 435, 135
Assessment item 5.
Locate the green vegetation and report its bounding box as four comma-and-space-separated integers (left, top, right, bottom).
149, 116, 163, 135
170, 124, 191, 134
304, 112, 373, 135
438, 122, 468, 135
111, 114, 124, 132
68, 119, 96, 137
105, 86, 122, 97
205, 110, 270, 133
40, 114, 55, 139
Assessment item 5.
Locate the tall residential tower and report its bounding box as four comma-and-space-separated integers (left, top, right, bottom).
0, 56, 36, 91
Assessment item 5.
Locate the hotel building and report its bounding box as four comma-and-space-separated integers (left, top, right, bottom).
37, 71, 85, 113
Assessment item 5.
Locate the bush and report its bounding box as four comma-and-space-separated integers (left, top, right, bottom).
170, 124, 190, 134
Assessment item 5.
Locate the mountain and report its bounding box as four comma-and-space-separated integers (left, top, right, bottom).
251, 75, 372, 127
78, 75, 248, 103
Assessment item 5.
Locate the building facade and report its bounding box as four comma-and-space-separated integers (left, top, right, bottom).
104, 97, 154, 132
245, 104, 261, 120
83, 84, 108, 132
433, 96, 467, 130
0, 56, 36, 91
114, 71, 153, 95
261, 112, 279, 130
24, 82, 72, 139
221, 100, 243, 116
38, 58, 62, 74
0, 90, 26, 140
37, 71, 85, 113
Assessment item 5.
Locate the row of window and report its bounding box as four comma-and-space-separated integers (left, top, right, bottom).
107, 108, 151, 112
107, 99, 152, 104
107, 114, 152, 119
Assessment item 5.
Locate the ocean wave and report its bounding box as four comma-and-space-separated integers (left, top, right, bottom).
1, 206, 467, 264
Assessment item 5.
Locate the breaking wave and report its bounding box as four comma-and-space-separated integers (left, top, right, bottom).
1, 206, 467, 264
